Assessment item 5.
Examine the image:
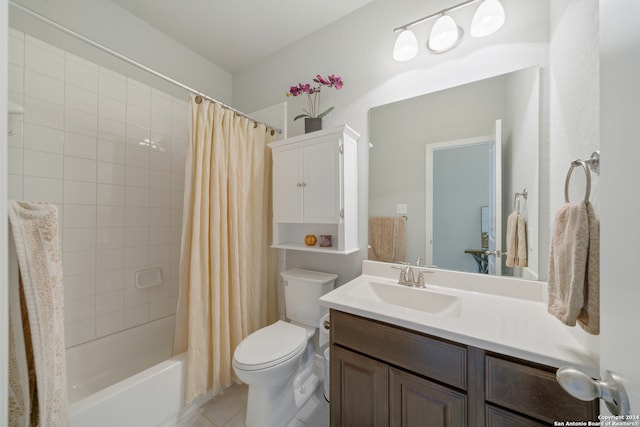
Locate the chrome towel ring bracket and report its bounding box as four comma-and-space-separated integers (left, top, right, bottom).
564, 151, 600, 203
513, 188, 528, 213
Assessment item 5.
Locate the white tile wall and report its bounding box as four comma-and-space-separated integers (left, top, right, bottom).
8, 29, 189, 348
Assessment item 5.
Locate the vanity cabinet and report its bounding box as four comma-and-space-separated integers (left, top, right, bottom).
269, 125, 359, 254
330, 310, 598, 427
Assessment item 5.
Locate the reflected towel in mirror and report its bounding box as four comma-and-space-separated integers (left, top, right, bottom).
368, 216, 407, 263
505, 211, 527, 268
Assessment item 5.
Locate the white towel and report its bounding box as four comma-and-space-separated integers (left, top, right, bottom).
547, 201, 599, 335
8, 201, 69, 426
505, 212, 528, 268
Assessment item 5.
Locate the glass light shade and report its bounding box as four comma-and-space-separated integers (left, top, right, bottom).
470, 0, 506, 38
393, 29, 419, 62
428, 14, 462, 53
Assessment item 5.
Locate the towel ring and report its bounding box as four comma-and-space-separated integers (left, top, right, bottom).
564, 160, 591, 203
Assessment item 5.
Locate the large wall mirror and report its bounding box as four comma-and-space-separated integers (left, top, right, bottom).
369, 66, 540, 281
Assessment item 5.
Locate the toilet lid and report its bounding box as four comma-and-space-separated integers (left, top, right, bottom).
233, 321, 307, 371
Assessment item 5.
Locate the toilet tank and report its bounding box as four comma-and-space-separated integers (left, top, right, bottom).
281, 268, 337, 328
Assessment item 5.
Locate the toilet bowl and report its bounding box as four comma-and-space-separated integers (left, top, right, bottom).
232, 268, 337, 427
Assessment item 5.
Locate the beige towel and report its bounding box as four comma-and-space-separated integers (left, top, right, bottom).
505, 212, 528, 268
8, 201, 69, 426
547, 201, 599, 335
368, 216, 407, 262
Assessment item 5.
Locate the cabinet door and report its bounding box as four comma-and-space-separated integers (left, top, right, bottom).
331, 345, 388, 427
272, 148, 303, 222
303, 139, 341, 223
390, 368, 466, 427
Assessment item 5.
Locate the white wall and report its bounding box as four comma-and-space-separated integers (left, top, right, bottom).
504, 67, 539, 279
7, 29, 188, 348
547, 0, 600, 358
9, 0, 231, 103
1, 0, 9, 424
233, 0, 549, 285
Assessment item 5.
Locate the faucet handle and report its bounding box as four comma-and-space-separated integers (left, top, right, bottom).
391, 265, 408, 283
416, 271, 425, 287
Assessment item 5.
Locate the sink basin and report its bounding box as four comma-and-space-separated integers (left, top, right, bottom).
346, 279, 461, 317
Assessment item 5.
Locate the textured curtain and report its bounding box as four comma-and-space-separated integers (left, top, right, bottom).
173, 96, 278, 404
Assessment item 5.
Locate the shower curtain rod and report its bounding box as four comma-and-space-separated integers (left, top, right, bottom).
9, 1, 282, 135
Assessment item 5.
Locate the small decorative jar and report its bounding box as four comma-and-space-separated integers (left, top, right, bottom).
319, 235, 332, 247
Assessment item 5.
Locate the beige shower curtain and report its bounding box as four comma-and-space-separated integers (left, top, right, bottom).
173, 96, 278, 404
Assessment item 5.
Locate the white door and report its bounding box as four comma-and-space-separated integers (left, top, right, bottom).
599, 0, 640, 413
487, 119, 502, 275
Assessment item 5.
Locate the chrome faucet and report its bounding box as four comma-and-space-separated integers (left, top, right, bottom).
392, 259, 433, 288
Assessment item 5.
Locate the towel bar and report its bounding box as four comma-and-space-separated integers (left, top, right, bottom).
564, 151, 600, 203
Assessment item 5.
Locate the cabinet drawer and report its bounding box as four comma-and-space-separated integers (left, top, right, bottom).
331, 310, 467, 390
485, 355, 598, 424
486, 404, 546, 427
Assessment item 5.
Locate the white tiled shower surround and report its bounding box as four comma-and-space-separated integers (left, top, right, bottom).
7, 28, 189, 348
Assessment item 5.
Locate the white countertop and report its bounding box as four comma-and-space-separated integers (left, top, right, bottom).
319, 261, 599, 377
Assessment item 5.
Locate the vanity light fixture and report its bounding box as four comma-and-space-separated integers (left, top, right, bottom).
393, 0, 506, 59
470, 0, 506, 37
428, 13, 463, 53
393, 29, 419, 61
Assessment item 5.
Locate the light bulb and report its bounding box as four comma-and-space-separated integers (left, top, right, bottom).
393, 29, 418, 62
471, 0, 506, 38
428, 14, 462, 53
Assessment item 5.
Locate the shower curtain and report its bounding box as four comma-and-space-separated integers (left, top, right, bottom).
173, 96, 278, 404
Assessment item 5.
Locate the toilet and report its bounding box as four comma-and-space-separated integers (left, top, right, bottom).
232, 268, 337, 427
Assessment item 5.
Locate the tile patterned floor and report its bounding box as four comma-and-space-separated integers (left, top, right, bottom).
172, 383, 329, 427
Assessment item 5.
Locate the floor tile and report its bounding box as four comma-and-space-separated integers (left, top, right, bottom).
222, 408, 246, 427
285, 418, 307, 427
173, 411, 215, 427
173, 382, 331, 427
294, 388, 330, 427
200, 384, 248, 427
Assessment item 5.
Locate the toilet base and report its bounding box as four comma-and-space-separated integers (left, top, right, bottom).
244, 344, 318, 427
245, 372, 319, 427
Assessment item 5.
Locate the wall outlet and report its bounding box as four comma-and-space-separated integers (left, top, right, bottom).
396, 203, 408, 214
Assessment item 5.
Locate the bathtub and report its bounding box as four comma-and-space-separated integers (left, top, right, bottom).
66, 315, 196, 427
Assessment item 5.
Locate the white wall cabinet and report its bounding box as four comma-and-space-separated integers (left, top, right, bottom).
269, 125, 359, 254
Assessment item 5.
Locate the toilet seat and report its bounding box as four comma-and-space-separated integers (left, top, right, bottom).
233, 321, 307, 371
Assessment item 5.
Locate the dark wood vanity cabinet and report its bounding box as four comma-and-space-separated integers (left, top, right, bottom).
329, 310, 598, 427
